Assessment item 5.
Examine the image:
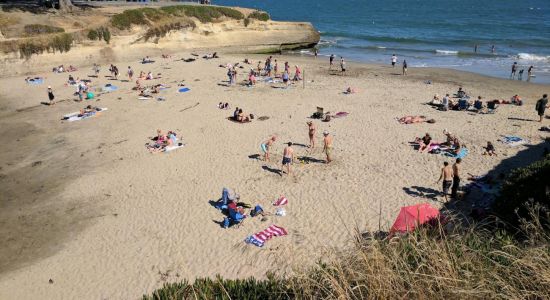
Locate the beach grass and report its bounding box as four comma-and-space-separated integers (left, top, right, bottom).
23, 24, 64, 36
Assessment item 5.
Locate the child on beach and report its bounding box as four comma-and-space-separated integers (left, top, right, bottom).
261, 136, 277, 161
47, 86, 55, 105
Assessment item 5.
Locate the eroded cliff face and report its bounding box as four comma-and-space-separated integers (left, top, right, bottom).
0, 17, 319, 76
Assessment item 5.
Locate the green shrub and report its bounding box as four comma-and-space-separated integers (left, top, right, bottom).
249, 11, 270, 21
87, 29, 98, 40
102, 27, 111, 44
492, 154, 550, 228
23, 24, 64, 36
18, 32, 73, 59
111, 8, 150, 30
143, 22, 191, 42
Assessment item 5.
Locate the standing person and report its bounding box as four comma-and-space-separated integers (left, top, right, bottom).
510, 62, 518, 79
402, 60, 408, 75
260, 136, 276, 161
307, 121, 316, 150
127, 66, 134, 81
491, 45, 495, 53
281, 142, 294, 176
323, 131, 333, 163
535, 94, 548, 122
93, 63, 100, 77
391, 54, 397, 67
227, 67, 234, 85
329, 54, 335, 70
527, 65, 534, 81
273, 59, 278, 77
474, 44, 478, 53
314, 48, 318, 58
340, 57, 346, 76
451, 158, 462, 199
437, 161, 454, 202
113, 65, 119, 80
284, 62, 290, 75
47, 86, 55, 105
232, 66, 238, 84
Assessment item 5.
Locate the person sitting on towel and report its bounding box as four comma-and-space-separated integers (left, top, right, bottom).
416, 133, 433, 153
146, 72, 153, 80
237, 109, 250, 123
227, 199, 245, 215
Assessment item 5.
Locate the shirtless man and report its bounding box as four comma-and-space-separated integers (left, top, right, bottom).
307, 121, 316, 150
261, 136, 276, 161
281, 142, 294, 176
451, 158, 462, 199
323, 131, 333, 163
437, 161, 454, 202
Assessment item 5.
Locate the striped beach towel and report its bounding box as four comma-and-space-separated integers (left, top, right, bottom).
273, 196, 288, 206
245, 224, 288, 247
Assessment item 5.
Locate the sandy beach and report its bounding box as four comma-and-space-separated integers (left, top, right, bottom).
0, 52, 548, 299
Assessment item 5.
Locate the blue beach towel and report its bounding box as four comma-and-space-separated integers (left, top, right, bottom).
501, 136, 528, 146
103, 84, 118, 92
26, 78, 44, 85
444, 148, 469, 159
178, 87, 190, 93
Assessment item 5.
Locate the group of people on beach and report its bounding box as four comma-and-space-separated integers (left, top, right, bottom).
259, 121, 333, 176
146, 129, 178, 153
228, 56, 301, 86
510, 62, 535, 81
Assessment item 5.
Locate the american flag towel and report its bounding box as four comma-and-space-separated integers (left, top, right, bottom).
245, 224, 288, 247
273, 196, 288, 206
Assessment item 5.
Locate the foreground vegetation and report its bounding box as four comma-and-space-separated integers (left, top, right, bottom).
144, 155, 550, 299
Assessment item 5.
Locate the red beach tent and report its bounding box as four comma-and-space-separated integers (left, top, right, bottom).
390, 203, 440, 233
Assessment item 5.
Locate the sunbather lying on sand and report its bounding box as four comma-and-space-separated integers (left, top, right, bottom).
398, 115, 435, 124
147, 130, 178, 153
344, 87, 357, 94
79, 105, 101, 115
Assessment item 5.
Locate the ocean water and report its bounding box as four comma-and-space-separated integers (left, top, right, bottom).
215, 0, 550, 84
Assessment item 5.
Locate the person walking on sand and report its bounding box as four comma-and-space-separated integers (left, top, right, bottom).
451, 158, 462, 199
314, 48, 318, 58
261, 136, 276, 161
340, 57, 346, 76
93, 63, 100, 77
127, 66, 134, 81
391, 54, 397, 67
323, 131, 333, 163
536, 94, 548, 122
402, 60, 408, 75
307, 121, 316, 150
47, 86, 55, 105
437, 161, 454, 202
281, 142, 294, 176
329, 54, 335, 70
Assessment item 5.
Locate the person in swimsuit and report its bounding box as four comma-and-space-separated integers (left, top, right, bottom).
329, 54, 335, 70
391, 54, 397, 67
323, 131, 333, 163
417, 133, 432, 153
483, 141, 497, 156
261, 136, 277, 161
536, 94, 548, 122
451, 158, 462, 199
282, 70, 290, 85
510, 62, 518, 79
307, 121, 316, 150
402, 60, 408, 75
281, 142, 294, 176
273, 59, 278, 77
340, 57, 346, 76
437, 161, 454, 202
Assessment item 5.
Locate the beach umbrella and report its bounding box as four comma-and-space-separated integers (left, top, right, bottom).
390, 203, 440, 233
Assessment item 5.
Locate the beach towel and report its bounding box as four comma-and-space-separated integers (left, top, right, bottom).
444, 147, 469, 159
273, 196, 288, 206
164, 142, 185, 153
178, 87, 190, 93
500, 136, 528, 147
63, 108, 108, 122
26, 78, 44, 85
102, 84, 118, 92
245, 224, 288, 247
332, 112, 349, 118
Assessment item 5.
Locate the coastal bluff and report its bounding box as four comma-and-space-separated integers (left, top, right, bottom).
0, 5, 320, 76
